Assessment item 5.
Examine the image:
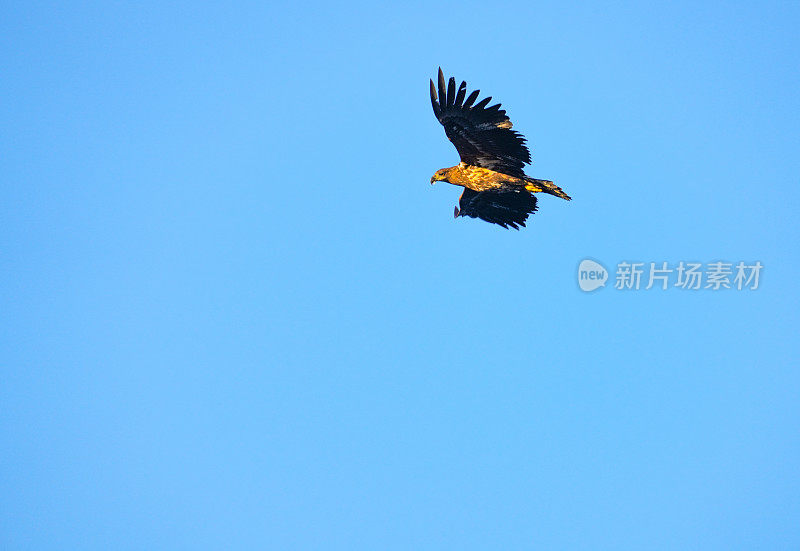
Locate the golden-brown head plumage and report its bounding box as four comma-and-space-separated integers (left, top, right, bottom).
430, 168, 450, 184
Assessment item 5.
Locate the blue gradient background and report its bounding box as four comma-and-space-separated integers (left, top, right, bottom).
2, 2, 799, 549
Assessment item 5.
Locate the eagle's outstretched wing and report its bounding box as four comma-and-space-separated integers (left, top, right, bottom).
456, 188, 538, 230
430, 68, 531, 177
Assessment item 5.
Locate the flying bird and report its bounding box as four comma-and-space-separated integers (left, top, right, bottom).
430, 68, 570, 229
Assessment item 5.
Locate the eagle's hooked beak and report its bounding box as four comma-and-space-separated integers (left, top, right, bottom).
430, 172, 445, 185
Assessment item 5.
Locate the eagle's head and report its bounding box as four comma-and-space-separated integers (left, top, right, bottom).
430, 168, 450, 185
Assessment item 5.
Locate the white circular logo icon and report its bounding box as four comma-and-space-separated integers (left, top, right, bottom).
578, 259, 608, 292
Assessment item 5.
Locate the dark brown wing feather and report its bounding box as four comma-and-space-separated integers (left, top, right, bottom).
456, 188, 538, 230
430, 68, 531, 177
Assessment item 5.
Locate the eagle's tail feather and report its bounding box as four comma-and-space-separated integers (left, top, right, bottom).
524, 178, 571, 200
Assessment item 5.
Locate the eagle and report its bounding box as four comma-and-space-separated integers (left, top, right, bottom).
430, 68, 570, 229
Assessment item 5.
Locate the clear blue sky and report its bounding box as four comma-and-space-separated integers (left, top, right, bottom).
2, 2, 799, 549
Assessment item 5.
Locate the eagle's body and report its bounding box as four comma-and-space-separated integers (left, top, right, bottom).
429, 68, 570, 229
434, 162, 565, 194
